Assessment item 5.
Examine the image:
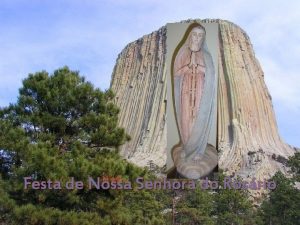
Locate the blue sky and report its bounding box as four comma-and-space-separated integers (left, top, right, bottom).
0, 0, 299, 147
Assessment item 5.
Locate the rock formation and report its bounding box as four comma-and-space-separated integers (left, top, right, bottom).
217, 20, 294, 180
110, 28, 167, 168
110, 19, 296, 198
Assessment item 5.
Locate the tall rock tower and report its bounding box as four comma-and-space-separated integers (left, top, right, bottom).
110, 19, 296, 197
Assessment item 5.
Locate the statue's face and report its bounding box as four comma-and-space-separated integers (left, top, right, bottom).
189, 27, 205, 51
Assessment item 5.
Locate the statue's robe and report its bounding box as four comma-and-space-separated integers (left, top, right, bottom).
174, 48, 205, 145
172, 35, 217, 178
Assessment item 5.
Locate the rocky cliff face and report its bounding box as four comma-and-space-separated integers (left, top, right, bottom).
110, 28, 167, 168
110, 19, 296, 197
217, 21, 294, 180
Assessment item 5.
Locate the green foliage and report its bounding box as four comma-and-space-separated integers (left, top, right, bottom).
0, 67, 165, 225
287, 151, 300, 182
5, 67, 125, 148
259, 171, 300, 225
213, 174, 255, 225
176, 187, 215, 225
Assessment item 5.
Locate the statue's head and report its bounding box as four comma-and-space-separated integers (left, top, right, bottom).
188, 26, 206, 52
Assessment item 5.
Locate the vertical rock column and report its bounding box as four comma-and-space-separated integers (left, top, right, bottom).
217, 20, 294, 184
110, 28, 167, 167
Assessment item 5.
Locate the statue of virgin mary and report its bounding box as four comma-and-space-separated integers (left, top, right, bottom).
172, 23, 218, 179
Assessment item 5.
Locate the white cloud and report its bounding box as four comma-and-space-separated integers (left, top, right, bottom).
262, 58, 300, 111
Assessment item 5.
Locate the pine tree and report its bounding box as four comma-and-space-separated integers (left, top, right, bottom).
287, 151, 300, 182
175, 187, 215, 225
213, 172, 259, 225
258, 154, 300, 225
0, 67, 165, 225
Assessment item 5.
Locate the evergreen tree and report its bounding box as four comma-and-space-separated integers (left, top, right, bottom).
175, 187, 215, 225
0, 67, 165, 225
213, 172, 259, 225
287, 151, 300, 182
258, 153, 300, 225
